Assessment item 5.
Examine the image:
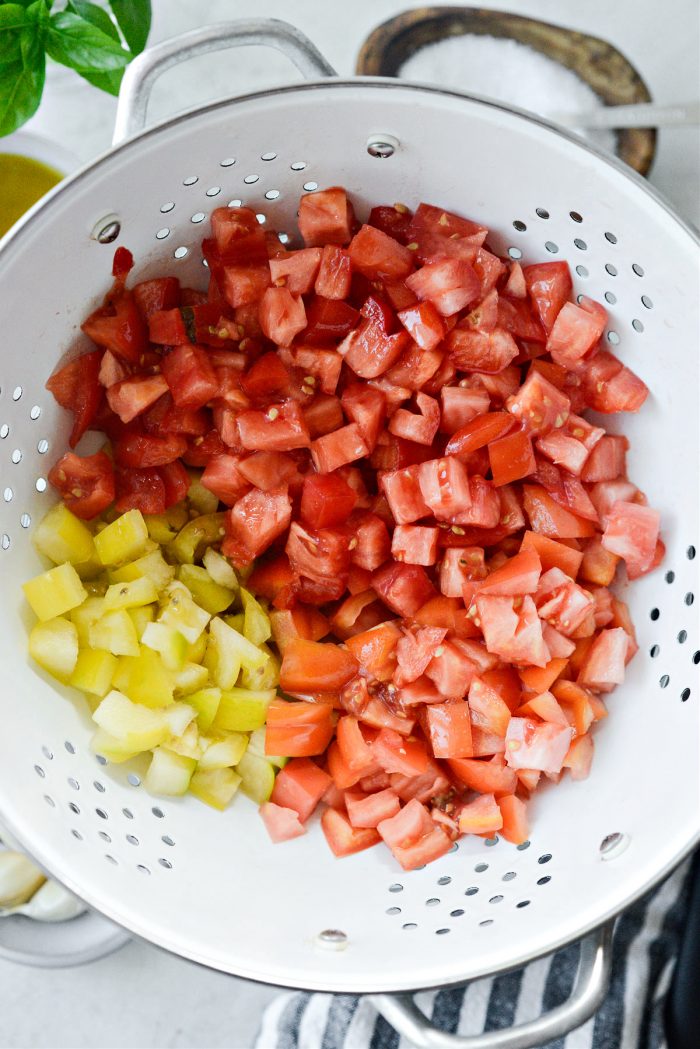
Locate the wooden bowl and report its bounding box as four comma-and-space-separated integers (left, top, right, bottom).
356, 7, 656, 176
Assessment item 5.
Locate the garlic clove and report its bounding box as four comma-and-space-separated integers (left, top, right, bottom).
0, 851, 46, 907
20, 878, 87, 922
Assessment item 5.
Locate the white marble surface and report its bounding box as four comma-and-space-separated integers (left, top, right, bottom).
3, 2, 698, 1047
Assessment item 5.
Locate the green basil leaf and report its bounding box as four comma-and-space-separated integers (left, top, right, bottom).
0, 22, 44, 135
75, 64, 122, 96
66, 0, 119, 43
46, 10, 129, 72
108, 0, 149, 55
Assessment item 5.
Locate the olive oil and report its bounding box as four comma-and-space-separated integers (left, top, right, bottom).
0, 153, 63, 237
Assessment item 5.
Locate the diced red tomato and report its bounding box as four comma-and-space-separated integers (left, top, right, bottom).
321, 807, 380, 857
368, 204, 413, 244
147, 307, 189, 345
259, 287, 307, 347
303, 296, 359, 346
269, 248, 322, 294
579, 351, 649, 413
447, 753, 517, 795
82, 294, 147, 363
506, 371, 571, 436
423, 702, 473, 758
576, 627, 628, 692
46, 350, 103, 449
523, 484, 596, 539
223, 487, 292, 565
372, 728, 430, 776
372, 562, 436, 617
489, 428, 536, 486
237, 401, 310, 452
394, 625, 447, 687
341, 384, 386, 451
48, 451, 115, 519
418, 457, 471, 520
114, 466, 166, 514
314, 245, 352, 299
348, 224, 414, 281
476, 594, 549, 667
298, 187, 355, 247
446, 326, 519, 373
113, 431, 186, 469
345, 788, 401, 828
440, 387, 490, 433
504, 718, 573, 774
265, 697, 335, 757
397, 300, 446, 351
479, 548, 541, 596
520, 530, 583, 578
259, 802, 306, 842
562, 734, 594, 781
304, 394, 344, 439
270, 758, 331, 822
445, 412, 514, 457
601, 501, 660, 579
547, 297, 607, 365
310, 423, 368, 473
237, 451, 301, 493
391, 524, 439, 566
498, 794, 529, 844
458, 792, 503, 835
523, 261, 572, 333
339, 315, 410, 379
389, 392, 441, 446
279, 640, 358, 694
133, 277, 180, 319
286, 521, 350, 582
405, 257, 480, 317
201, 454, 250, 506
106, 375, 169, 424
300, 473, 357, 530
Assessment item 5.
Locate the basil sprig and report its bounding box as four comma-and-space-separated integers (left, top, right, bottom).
0, 0, 151, 136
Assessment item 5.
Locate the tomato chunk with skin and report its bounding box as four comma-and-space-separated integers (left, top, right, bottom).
259, 287, 307, 347
523, 261, 573, 334
445, 412, 514, 458
372, 729, 430, 776
440, 547, 486, 598
381, 465, 429, 525
579, 351, 649, 414
479, 548, 542, 596
389, 392, 441, 446
237, 401, 310, 452
418, 457, 471, 521
506, 371, 571, 436
341, 384, 386, 451
349, 224, 414, 281
321, 808, 380, 857
440, 386, 490, 433
270, 758, 331, 823
259, 802, 306, 843
476, 594, 550, 667
269, 247, 322, 295
279, 640, 358, 693
345, 789, 401, 829
201, 454, 250, 505
424, 702, 473, 758
523, 485, 596, 539
298, 187, 355, 247
498, 794, 529, 844
392, 524, 439, 566
489, 428, 536, 486
46, 350, 103, 449
161, 343, 219, 410
223, 487, 292, 565
286, 521, 350, 582
504, 717, 573, 774
107, 375, 169, 424
458, 792, 503, 835
576, 627, 628, 693
425, 640, 478, 699
339, 316, 410, 380
266, 698, 335, 757
397, 300, 446, 351
447, 754, 517, 796
301, 473, 357, 529
315, 245, 352, 299
310, 423, 368, 473
48, 450, 115, 520
405, 257, 480, 316
371, 562, 435, 618
601, 501, 660, 579
547, 297, 607, 365
446, 327, 519, 373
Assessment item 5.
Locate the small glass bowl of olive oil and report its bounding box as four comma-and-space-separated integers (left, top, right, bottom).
0, 132, 79, 238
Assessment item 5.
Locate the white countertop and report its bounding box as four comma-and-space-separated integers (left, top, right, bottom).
3, 2, 698, 1047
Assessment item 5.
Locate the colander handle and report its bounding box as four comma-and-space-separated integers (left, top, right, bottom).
113, 18, 336, 144
370, 920, 613, 1049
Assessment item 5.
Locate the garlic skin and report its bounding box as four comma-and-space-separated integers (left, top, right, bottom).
0, 851, 46, 907
20, 878, 86, 922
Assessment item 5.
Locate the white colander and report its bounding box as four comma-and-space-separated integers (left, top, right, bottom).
0, 20, 698, 1049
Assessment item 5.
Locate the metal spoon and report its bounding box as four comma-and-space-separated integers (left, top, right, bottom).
549, 100, 700, 129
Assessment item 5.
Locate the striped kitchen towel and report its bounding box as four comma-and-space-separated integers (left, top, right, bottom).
254, 858, 691, 1049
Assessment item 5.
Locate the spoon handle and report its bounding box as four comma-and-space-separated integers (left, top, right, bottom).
550, 100, 700, 130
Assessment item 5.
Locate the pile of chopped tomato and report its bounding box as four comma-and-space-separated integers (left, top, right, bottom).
46, 188, 663, 870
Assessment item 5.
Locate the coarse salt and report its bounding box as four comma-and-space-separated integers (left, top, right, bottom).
399, 34, 616, 153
